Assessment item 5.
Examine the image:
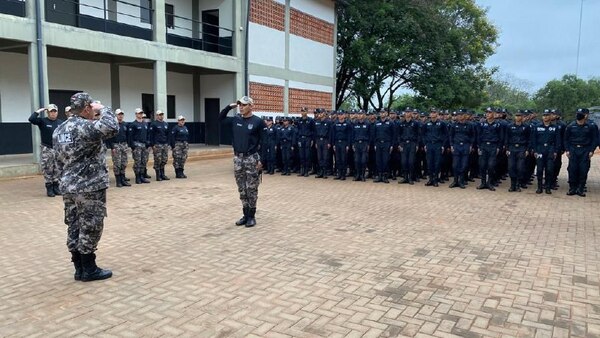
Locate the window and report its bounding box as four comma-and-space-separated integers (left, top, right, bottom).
167, 95, 176, 119
140, 0, 152, 24
166, 4, 174, 29
141, 93, 176, 120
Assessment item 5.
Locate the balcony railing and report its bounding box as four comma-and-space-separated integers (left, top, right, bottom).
0, 0, 26, 17
44, 0, 233, 56
46, 0, 153, 41
166, 14, 233, 56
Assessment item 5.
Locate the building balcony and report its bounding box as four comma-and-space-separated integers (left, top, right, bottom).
0, 0, 26, 17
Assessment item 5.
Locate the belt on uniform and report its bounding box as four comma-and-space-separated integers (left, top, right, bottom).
543, 143, 549, 146
236, 152, 257, 157
513, 144, 521, 147
379, 140, 387, 143
575, 144, 583, 148
318, 137, 325, 140
356, 140, 365, 143
484, 142, 497, 145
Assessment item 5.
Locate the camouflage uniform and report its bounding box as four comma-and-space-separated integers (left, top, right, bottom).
153, 144, 169, 170
53, 94, 118, 255
40, 145, 60, 184
234, 153, 261, 208
132, 145, 149, 172
111, 142, 128, 175
172, 142, 189, 169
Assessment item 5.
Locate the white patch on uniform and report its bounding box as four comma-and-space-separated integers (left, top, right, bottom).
248, 124, 254, 130
236, 123, 243, 127
57, 133, 72, 144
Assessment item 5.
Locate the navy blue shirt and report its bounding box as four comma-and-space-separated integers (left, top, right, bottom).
218, 106, 265, 155
277, 125, 296, 145
530, 123, 561, 153
351, 120, 370, 143
149, 120, 169, 145
332, 121, 352, 144
477, 120, 503, 146
398, 119, 421, 144
169, 125, 189, 147
28, 112, 63, 148
372, 120, 396, 144
563, 121, 599, 154
128, 120, 149, 147
106, 121, 128, 148
296, 117, 314, 138
421, 120, 448, 145
504, 123, 530, 149
449, 122, 475, 145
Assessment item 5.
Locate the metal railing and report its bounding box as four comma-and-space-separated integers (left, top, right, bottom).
46, 0, 154, 40
0, 0, 26, 17
166, 13, 233, 55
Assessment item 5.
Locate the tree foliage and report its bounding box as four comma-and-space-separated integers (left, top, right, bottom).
336, 0, 498, 111
533, 75, 600, 121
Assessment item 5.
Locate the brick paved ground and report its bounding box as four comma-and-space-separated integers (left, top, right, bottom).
1, 157, 599, 338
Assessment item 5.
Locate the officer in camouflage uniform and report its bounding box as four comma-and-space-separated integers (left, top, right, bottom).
149, 110, 170, 181
52, 92, 118, 282
219, 96, 266, 228
105, 109, 131, 187
170, 115, 190, 178
128, 108, 151, 184
29, 104, 64, 197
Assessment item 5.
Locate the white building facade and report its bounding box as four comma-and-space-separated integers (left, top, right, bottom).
0, 0, 336, 155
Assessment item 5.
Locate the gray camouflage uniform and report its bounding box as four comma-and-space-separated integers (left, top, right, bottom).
53, 94, 118, 254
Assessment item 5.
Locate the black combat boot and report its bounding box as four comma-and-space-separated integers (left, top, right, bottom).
477, 178, 487, 190
374, 172, 382, 183
123, 175, 131, 182
236, 207, 248, 226
433, 177, 439, 187
161, 167, 170, 180
459, 176, 466, 189
333, 171, 341, 180
382, 173, 389, 184
121, 175, 131, 187
139, 170, 150, 183
71, 251, 83, 281
80, 253, 112, 282
536, 180, 543, 194
508, 178, 516, 192
545, 187, 552, 194
116, 174, 123, 187
576, 184, 586, 197
155, 169, 163, 181
135, 172, 142, 184
449, 176, 458, 188
245, 208, 257, 227
180, 168, 187, 178
53, 182, 62, 196
143, 169, 151, 179
399, 173, 409, 184
361, 170, 366, 182
315, 168, 324, 178
45, 182, 55, 197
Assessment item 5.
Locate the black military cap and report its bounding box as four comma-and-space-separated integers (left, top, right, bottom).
458, 108, 469, 114
577, 108, 590, 114
542, 109, 551, 115
403, 107, 415, 112
485, 107, 495, 112
500, 108, 509, 114
514, 110, 524, 116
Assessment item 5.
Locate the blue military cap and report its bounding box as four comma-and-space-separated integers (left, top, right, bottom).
577, 108, 590, 114
403, 107, 415, 112
542, 109, 552, 115
458, 108, 469, 114
485, 107, 495, 112
515, 110, 524, 116
337, 111, 345, 115
551, 109, 561, 116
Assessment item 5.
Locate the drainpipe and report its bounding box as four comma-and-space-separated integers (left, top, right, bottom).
244, 0, 250, 95
34, 0, 45, 108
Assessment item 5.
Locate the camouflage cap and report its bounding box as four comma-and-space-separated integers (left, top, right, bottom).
70, 92, 94, 111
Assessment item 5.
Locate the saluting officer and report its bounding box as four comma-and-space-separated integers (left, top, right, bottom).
170, 115, 190, 178
29, 104, 64, 197
530, 109, 561, 194
564, 108, 599, 197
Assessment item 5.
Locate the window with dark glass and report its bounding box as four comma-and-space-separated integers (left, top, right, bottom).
140, 0, 152, 24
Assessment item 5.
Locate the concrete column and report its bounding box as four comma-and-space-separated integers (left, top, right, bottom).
193, 71, 201, 123
107, 0, 117, 21
110, 63, 121, 109
284, 0, 290, 115
192, 0, 200, 40
154, 60, 167, 115
233, 0, 244, 59
153, 0, 166, 43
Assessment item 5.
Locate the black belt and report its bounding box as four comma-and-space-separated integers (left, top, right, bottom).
575, 144, 584, 148
235, 152, 257, 157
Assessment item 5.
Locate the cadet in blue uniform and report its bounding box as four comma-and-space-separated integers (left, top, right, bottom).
313, 109, 332, 178
504, 110, 530, 192
366, 112, 378, 178
149, 110, 171, 181
564, 108, 599, 197
261, 117, 278, 175
128, 108, 151, 184
105, 109, 131, 187
331, 112, 352, 180
296, 108, 314, 177
530, 110, 561, 194
170, 115, 190, 178
277, 117, 296, 176
351, 110, 370, 181
422, 109, 448, 187
476, 108, 503, 191
29, 104, 64, 197
372, 112, 396, 183
397, 107, 421, 184
449, 109, 475, 188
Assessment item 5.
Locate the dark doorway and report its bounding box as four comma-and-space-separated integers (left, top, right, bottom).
202, 10, 219, 53
204, 98, 220, 145
45, 0, 79, 26
142, 94, 176, 120
49, 89, 79, 120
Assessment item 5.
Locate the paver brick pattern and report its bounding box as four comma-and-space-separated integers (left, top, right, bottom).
1, 157, 599, 337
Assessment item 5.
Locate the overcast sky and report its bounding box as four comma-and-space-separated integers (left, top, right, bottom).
475, 0, 600, 92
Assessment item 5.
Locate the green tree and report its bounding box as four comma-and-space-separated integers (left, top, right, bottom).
480, 74, 535, 112
533, 75, 600, 121
336, 0, 498, 111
